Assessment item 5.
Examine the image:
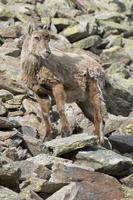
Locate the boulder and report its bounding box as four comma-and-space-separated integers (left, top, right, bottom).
121, 174, 133, 188
75, 148, 133, 177
13, 160, 51, 180
52, 103, 94, 136
22, 135, 44, 156
0, 55, 26, 95
61, 23, 90, 43
0, 25, 21, 39
20, 177, 65, 194
0, 117, 15, 130
109, 135, 133, 153
0, 130, 17, 141
52, 18, 75, 32
10, 114, 45, 138
36, 0, 75, 18
0, 89, 13, 102
20, 188, 44, 200
43, 134, 98, 156
122, 186, 133, 200
0, 186, 21, 200
0, 163, 21, 190
105, 63, 133, 116
0, 3, 14, 19
72, 35, 101, 49
0, 101, 7, 116
27, 153, 72, 169
46, 181, 124, 200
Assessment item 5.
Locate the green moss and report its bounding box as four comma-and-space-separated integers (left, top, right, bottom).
0, 3, 14, 18
123, 124, 133, 135
62, 25, 80, 37
15, 12, 30, 23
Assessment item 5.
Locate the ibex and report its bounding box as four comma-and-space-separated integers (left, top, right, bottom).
21, 24, 106, 144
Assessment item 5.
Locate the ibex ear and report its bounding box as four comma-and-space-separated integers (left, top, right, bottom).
43, 17, 52, 31
28, 24, 34, 35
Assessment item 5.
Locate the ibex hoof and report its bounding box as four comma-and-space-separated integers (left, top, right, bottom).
43, 133, 55, 142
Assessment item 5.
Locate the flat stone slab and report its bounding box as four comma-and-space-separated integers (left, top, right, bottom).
13, 160, 51, 180
0, 163, 21, 191
0, 186, 21, 200
46, 181, 124, 200
47, 163, 124, 200
43, 134, 98, 156
0, 130, 17, 141
109, 134, 133, 153
75, 148, 133, 176
0, 117, 15, 130
121, 174, 133, 188
27, 153, 72, 169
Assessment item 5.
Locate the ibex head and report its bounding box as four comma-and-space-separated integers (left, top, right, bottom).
27, 22, 51, 59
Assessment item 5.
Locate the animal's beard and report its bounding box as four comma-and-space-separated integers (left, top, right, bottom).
21, 54, 41, 89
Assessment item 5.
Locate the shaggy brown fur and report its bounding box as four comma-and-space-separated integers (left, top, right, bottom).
21, 26, 106, 144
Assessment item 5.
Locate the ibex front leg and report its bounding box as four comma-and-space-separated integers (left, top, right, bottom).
53, 84, 70, 137
37, 96, 54, 141
87, 79, 105, 144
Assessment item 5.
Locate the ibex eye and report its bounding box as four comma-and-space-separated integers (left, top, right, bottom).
34, 36, 40, 40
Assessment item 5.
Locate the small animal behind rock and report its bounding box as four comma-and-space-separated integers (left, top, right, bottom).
21, 23, 107, 144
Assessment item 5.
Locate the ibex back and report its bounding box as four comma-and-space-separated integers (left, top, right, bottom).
21, 25, 106, 144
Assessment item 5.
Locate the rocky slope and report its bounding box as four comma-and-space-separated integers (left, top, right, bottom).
0, 0, 133, 199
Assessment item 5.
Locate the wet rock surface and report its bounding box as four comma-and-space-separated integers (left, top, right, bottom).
0, 0, 133, 199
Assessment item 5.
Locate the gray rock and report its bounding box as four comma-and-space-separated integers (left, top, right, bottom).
36, 0, 75, 18
104, 114, 127, 135
72, 35, 102, 49
0, 186, 21, 200
20, 188, 44, 200
20, 126, 38, 138
8, 110, 24, 117
0, 89, 13, 102
11, 114, 45, 138
121, 174, 133, 188
22, 135, 44, 156
3, 147, 28, 161
0, 3, 14, 19
47, 179, 124, 200
43, 134, 98, 156
0, 117, 15, 130
0, 55, 26, 95
0, 45, 20, 57
50, 162, 94, 183
22, 98, 41, 116
52, 103, 93, 136
14, 160, 51, 180
105, 63, 133, 116
109, 135, 133, 153
0, 101, 7, 116
61, 23, 90, 43
75, 148, 133, 176
20, 177, 65, 194
52, 18, 75, 32
0, 130, 17, 141
0, 25, 21, 39
27, 153, 72, 169
122, 185, 133, 200
50, 34, 71, 50
0, 163, 21, 190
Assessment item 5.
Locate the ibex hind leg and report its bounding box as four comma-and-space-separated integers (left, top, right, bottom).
86, 78, 105, 145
